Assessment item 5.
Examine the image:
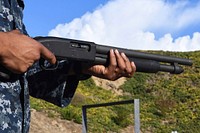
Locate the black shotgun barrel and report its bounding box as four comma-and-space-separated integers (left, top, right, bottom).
95, 44, 192, 74
96, 44, 193, 66
95, 54, 184, 74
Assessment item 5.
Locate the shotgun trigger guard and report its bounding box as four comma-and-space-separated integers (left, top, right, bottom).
39, 58, 59, 70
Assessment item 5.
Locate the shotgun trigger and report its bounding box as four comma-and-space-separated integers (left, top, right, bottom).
39, 58, 59, 70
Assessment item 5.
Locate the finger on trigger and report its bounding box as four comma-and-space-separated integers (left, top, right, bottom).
40, 44, 56, 64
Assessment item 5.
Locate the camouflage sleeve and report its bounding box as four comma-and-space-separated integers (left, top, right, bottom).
26, 60, 89, 107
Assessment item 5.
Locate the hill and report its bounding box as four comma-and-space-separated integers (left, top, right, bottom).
30, 50, 200, 133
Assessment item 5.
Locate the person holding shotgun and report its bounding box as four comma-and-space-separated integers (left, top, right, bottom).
0, 0, 136, 132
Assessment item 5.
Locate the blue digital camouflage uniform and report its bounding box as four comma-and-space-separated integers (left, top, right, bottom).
0, 0, 87, 132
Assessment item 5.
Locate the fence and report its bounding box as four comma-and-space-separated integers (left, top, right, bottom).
82, 99, 140, 133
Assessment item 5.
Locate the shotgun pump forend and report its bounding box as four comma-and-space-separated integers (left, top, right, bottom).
34, 36, 193, 74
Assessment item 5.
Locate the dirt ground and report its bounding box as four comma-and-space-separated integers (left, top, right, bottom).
30, 109, 135, 133
29, 77, 135, 133
30, 109, 82, 133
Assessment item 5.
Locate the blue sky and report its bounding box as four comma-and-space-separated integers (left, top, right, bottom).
23, 0, 109, 36
24, 0, 200, 51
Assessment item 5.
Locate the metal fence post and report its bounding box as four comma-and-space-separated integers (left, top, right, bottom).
82, 106, 87, 133
134, 99, 140, 133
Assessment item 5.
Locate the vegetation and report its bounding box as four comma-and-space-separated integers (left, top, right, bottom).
30, 51, 200, 133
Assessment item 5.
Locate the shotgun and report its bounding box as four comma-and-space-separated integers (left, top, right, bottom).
35, 36, 193, 74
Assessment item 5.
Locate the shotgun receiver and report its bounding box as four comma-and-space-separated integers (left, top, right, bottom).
35, 36, 193, 74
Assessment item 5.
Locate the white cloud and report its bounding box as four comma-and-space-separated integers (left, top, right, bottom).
48, 0, 200, 51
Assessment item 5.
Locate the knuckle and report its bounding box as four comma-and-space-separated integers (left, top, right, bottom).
126, 68, 132, 73
107, 74, 115, 81
111, 62, 117, 67
34, 54, 40, 60
34, 43, 42, 51
121, 65, 126, 70
118, 65, 126, 72
19, 65, 28, 73
49, 53, 55, 60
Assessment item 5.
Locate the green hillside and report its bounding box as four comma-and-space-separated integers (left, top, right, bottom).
30, 51, 200, 133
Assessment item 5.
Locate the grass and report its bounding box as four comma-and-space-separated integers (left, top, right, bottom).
30, 50, 200, 133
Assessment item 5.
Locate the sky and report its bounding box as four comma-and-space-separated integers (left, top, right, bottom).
23, 0, 109, 36
24, 0, 200, 52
